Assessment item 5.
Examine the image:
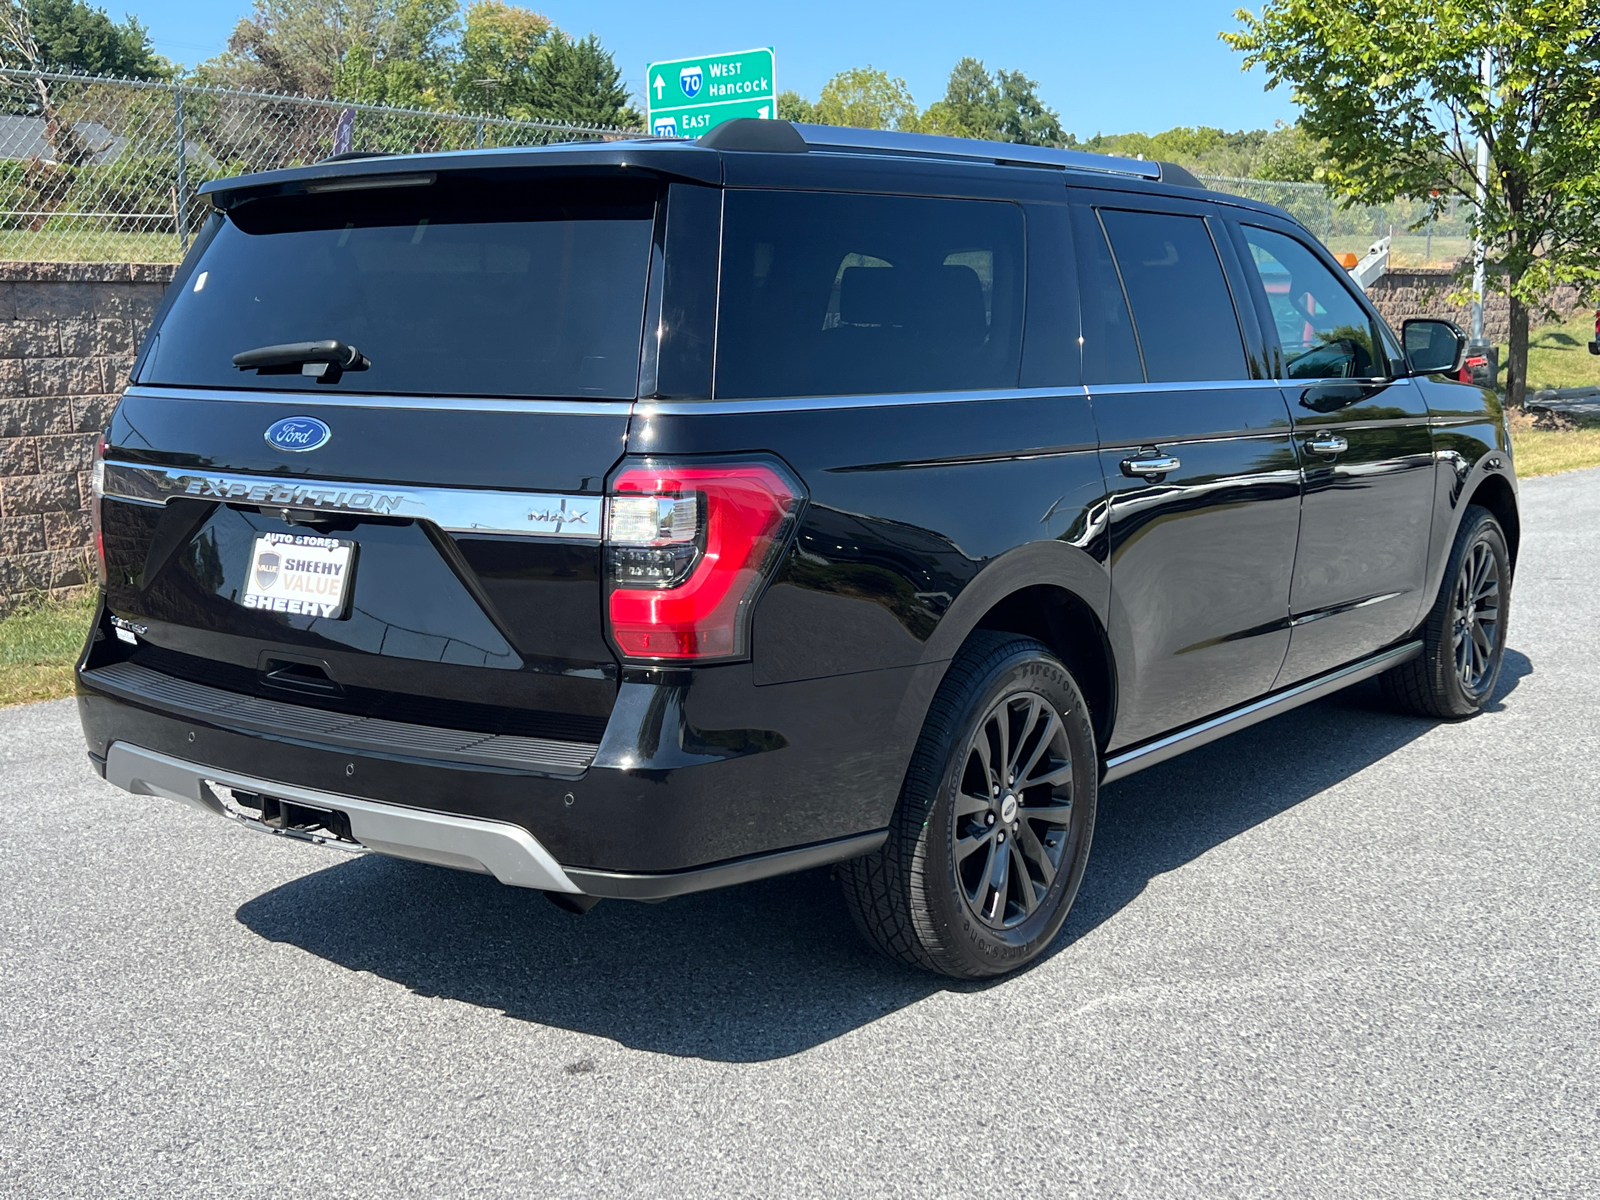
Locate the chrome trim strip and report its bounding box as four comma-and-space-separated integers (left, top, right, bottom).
1289, 590, 1406, 628
102, 461, 602, 539
1086, 378, 1290, 395
84, 662, 597, 776
639, 386, 1089, 417
104, 742, 582, 893
120, 384, 636, 417
640, 380, 1299, 417
1101, 640, 1423, 784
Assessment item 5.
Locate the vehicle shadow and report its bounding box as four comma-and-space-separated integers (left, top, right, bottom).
235, 648, 1530, 1063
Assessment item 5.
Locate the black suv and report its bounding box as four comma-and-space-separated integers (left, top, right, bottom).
78, 119, 1517, 978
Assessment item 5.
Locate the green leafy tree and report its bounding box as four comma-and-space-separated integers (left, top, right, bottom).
921, 57, 1064, 145
518, 31, 635, 126
335, 0, 458, 107
27, 0, 166, 78
451, 0, 548, 114
811, 65, 920, 131
1225, 1, 1600, 407
775, 88, 816, 123
205, 0, 458, 103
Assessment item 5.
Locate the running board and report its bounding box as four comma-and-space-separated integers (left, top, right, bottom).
1101, 641, 1423, 784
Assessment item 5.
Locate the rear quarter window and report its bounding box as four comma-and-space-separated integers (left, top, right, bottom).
714, 191, 1025, 399
142, 175, 656, 400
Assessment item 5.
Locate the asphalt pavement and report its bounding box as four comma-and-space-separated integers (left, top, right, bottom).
3, 468, 1598, 1199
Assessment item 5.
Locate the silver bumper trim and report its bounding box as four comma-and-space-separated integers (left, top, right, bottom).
101, 461, 602, 540
105, 742, 582, 893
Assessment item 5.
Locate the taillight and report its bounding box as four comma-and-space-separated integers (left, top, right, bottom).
90, 433, 107, 586
605, 458, 804, 661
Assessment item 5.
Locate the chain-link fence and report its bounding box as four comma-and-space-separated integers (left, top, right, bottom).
0, 67, 635, 263
0, 68, 1479, 270
1199, 174, 1473, 268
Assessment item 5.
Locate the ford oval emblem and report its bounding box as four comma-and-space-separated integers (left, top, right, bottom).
264, 416, 331, 453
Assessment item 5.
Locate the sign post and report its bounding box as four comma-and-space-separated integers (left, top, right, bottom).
645, 48, 777, 138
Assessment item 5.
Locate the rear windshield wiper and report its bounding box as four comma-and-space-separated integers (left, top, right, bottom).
233, 340, 370, 384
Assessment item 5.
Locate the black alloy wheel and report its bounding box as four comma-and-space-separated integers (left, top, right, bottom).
954, 692, 1078, 931
1383, 504, 1511, 719
839, 632, 1097, 978
1451, 536, 1502, 696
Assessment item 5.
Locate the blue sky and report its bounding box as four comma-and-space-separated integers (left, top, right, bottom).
129, 0, 1297, 137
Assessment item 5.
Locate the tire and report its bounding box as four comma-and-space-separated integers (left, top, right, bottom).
839, 632, 1098, 978
1382, 504, 1510, 719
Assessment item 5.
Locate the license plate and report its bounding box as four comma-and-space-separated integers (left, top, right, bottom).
240, 532, 356, 619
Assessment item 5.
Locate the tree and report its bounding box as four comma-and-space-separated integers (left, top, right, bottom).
811, 66, 920, 131
920, 58, 1064, 145
452, 0, 548, 115
205, 0, 459, 103
25, 0, 165, 77
1225, 2, 1600, 407
517, 31, 635, 126
776, 88, 815, 123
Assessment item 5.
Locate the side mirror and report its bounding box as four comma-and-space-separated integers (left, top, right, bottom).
1402, 318, 1467, 376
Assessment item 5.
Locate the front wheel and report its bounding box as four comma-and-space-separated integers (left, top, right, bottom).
839, 633, 1098, 978
1382, 504, 1510, 719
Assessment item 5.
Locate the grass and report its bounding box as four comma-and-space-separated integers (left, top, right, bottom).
1497, 308, 1600, 394
1509, 411, 1600, 479
0, 589, 96, 707
0, 230, 182, 263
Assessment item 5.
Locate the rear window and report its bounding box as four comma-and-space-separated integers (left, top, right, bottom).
142, 175, 656, 399
715, 191, 1025, 399
1097, 209, 1248, 383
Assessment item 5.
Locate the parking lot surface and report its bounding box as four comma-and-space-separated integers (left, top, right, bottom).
3, 468, 1598, 1199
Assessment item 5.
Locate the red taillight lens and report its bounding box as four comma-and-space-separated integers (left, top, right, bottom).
605, 458, 804, 661
90, 434, 107, 586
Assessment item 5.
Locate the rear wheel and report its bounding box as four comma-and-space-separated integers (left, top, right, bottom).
839, 633, 1097, 978
1382, 504, 1510, 719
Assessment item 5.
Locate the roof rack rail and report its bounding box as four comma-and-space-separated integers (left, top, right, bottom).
789, 122, 1162, 181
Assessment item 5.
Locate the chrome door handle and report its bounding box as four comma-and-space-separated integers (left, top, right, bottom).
1120, 452, 1181, 480
1304, 433, 1350, 457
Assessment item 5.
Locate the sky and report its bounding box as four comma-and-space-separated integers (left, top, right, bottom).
128, 0, 1299, 138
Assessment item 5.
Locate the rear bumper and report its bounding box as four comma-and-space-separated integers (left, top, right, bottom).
77, 647, 928, 897
104, 741, 582, 893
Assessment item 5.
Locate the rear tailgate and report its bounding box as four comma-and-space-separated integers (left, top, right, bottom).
89, 166, 659, 743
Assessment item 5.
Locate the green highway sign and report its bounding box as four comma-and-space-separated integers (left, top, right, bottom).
646, 47, 777, 138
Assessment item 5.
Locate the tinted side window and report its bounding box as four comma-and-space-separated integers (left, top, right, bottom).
1071, 205, 1142, 385
1241, 226, 1382, 379
1099, 209, 1248, 383
715, 191, 1024, 399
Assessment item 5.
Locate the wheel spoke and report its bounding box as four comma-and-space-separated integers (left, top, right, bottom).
955, 827, 993, 866
985, 839, 1011, 921
994, 703, 1012, 787
1016, 708, 1060, 786
1011, 842, 1038, 915
1472, 622, 1492, 671
1025, 764, 1074, 791
965, 837, 996, 906
955, 790, 991, 818
1022, 801, 1074, 826
1015, 819, 1057, 889
972, 734, 996, 801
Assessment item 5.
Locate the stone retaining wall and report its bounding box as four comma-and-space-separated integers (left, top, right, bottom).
1365, 265, 1588, 342
0, 261, 175, 616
